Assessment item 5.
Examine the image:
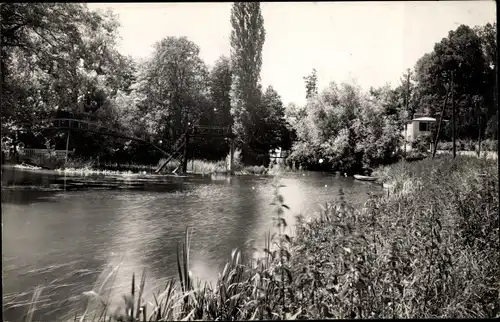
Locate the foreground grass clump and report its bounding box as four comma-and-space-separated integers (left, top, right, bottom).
25, 155, 498, 321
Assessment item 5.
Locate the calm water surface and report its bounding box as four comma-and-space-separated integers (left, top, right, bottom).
2, 166, 382, 321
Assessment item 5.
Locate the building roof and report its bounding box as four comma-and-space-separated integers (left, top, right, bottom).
413, 117, 436, 122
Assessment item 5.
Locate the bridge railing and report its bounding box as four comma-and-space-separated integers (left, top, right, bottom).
51, 118, 107, 132
191, 125, 233, 137
19, 148, 74, 159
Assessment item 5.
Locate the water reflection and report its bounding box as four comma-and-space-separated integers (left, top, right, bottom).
2, 167, 383, 321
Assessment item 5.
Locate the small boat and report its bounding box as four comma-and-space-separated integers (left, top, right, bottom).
354, 174, 378, 182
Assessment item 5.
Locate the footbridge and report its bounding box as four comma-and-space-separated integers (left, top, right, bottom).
8, 118, 237, 174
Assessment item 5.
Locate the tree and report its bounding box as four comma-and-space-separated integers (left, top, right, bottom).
138, 36, 209, 145
208, 55, 233, 128
474, 23, 497, 140
283, 102, 305, 150
1, 3, 88, 128
183, 55, 234, 161
369, 83, 402, 117
355, 92, 402, 168
229, 2, 266, 165
1, 3, 131, 160
413, 24, 489, 140
288, 81, 402, 173
289, 82, 362, 171
303, 68, 318, 100
259, 86, 288, 151
475, 23, 497, 71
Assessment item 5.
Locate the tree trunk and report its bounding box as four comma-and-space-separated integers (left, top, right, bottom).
230, 138, 235, 175
182, 134, 189, 174
451, 71, 456, 159
477, 114, 482, 157
404, 123, 408, 156
65, 130, 71, 167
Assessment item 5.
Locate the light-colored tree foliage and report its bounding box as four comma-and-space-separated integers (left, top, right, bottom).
1, 3, 135, 160
289, 82, 402, 172
137, 36, 209, 142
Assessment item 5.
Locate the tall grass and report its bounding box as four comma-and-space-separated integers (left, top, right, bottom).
25, 155, 498, 320
58, 148, 270, 176
439, 139, 498, 152
53, 148, 279, 176
64, 157, 96, 170
188, 159, 226, 174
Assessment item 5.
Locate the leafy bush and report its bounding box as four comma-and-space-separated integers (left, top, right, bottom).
411, 133, 432, 153
241, 165, 268, 175
439, 141, 453, 151
481, 139, 498, 152
226, 148, 244, 172
289, 82, 403, 172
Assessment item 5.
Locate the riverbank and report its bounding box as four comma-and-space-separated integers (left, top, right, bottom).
2, 163, 288, 182
53, 157, 273, 176
24, 154, 498, 321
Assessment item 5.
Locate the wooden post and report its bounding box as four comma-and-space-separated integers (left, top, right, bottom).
432, 85, 451, 159
182, 134, 189, 174
404, 123, 408, 156
229, 137, 235, 175
477, 103, 482, 158
451, 71, 456, 159
403, 71, 411, 157
495, 65, 498, 153
65, 130, 71, 167
14, 131, 19, 164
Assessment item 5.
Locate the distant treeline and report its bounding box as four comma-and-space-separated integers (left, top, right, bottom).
1, 3, 496, 172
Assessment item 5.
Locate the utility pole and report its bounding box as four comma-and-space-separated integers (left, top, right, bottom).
182, 134, 189, 174
403, 70, 411, 157
476, 99, 482, 158
451, 70, 456, 159
65, 130, 71, 167
474, 99, 483, 158
495, 65, 499, 153
432, 87, 451, 159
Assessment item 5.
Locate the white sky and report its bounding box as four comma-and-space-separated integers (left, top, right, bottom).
87, 1, 496, 106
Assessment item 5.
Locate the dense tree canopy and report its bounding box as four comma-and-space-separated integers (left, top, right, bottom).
1, 3, 133, 160
288, 82, 401, 173
1, 3, 496, 171
413, 24, 497, 140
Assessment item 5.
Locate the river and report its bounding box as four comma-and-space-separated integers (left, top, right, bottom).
1, 166, 382, 321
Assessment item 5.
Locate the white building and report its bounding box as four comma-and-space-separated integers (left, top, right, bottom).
402, 116, 437, 151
